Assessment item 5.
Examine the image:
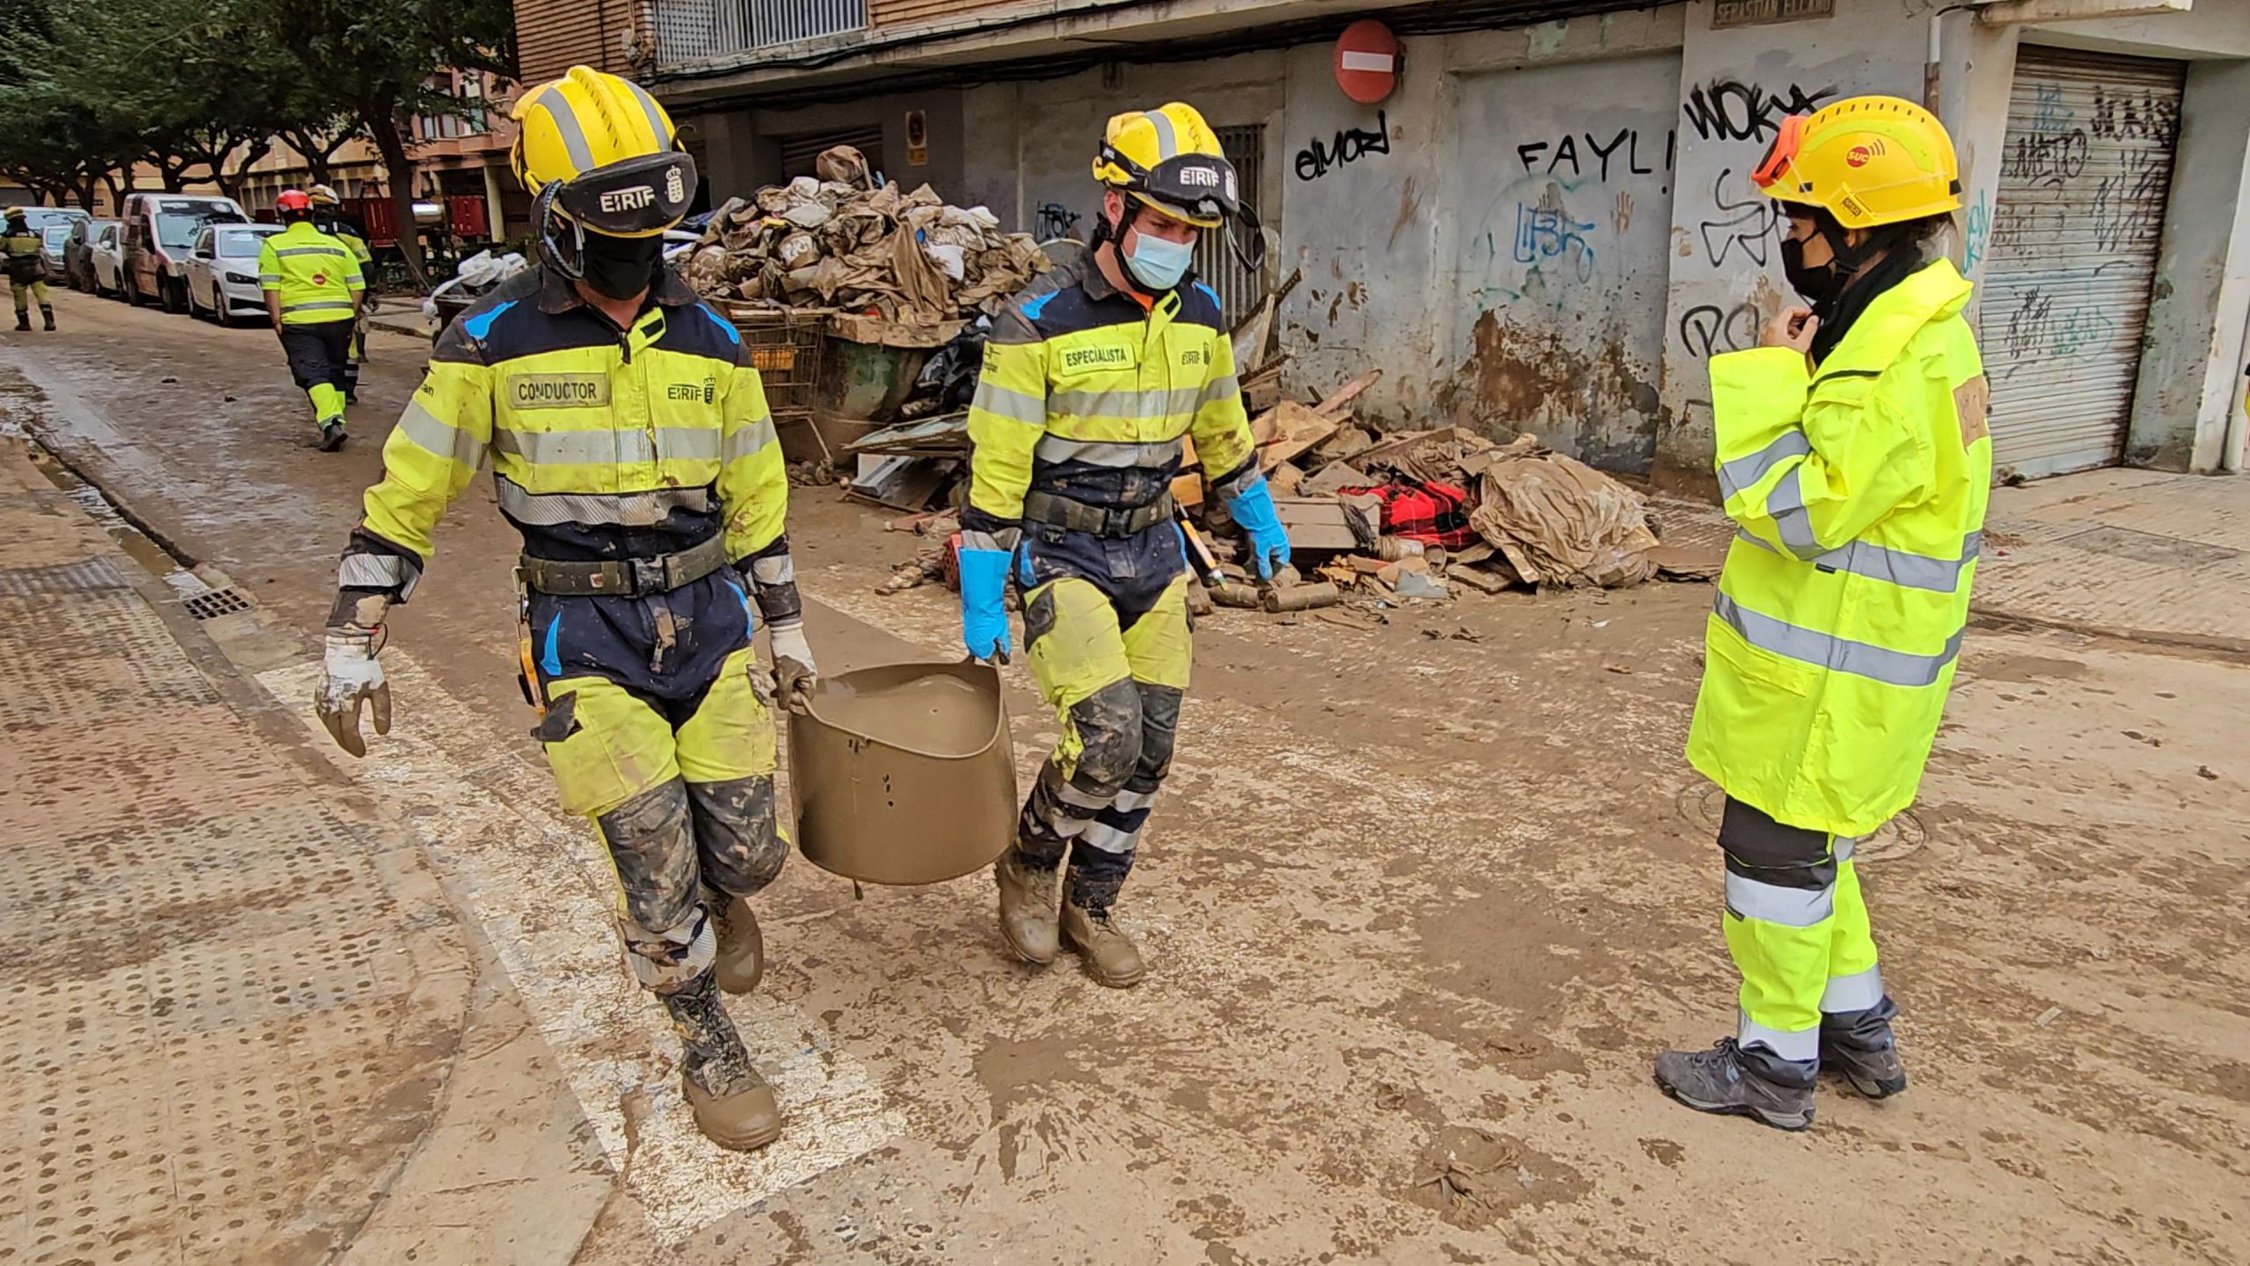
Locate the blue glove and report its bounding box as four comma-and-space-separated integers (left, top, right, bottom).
1225, 473, 1292, 581
958, 548, 1013, 662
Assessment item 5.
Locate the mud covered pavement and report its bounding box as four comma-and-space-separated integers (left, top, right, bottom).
2, 291, 2245, 1264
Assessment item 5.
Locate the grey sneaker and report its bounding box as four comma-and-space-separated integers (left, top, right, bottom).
1823, 1036, 1908, 1099
1653, 1038, 1815, 1131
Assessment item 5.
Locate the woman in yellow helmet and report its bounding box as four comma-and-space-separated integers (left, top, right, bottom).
1656, 97, 1992, 1130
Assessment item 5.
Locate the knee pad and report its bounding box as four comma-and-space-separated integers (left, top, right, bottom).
595, 778, 701, 935
1066, 678, 1144, 796
1132, 684, 1182, 786
687, 775, 786, 895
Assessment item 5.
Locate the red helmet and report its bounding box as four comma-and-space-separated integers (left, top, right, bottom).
276, 189, 312, 213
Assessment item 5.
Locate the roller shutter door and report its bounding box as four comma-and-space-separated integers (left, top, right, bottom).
1978, 46, 2182, 479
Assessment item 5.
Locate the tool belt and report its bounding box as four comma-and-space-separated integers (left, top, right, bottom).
519, 534, 730, 597
1021, 490, 1175, 539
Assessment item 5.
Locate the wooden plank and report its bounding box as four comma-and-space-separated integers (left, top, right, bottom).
1311, 369, 1383, 419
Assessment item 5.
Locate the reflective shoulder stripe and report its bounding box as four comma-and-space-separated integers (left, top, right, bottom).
1712, 593, 1962, 688
1717, 430, 1811, 501
392, 399, 485, 469
972, 380, 1047, 426
1196, 373, 1242, 406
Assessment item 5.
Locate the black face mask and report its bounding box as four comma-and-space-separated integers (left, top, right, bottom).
578, 232, 666, 301
1780, 234, 1843, 307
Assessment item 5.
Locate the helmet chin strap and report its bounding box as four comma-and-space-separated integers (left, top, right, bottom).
1093, 204, 1166, 302
532, 181, 588, 281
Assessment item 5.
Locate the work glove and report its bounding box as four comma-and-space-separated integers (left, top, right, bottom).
957, 547, 1013, 663
1224, 472, 1293, 582
768, 619, 818, 714
315, 627, 391, 757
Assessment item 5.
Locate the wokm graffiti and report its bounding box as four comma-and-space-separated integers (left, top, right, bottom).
1681, 80, 1837, 142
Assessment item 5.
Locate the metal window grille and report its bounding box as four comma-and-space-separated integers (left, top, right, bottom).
1194, 124, 1267, 330
654, 0, 867, 68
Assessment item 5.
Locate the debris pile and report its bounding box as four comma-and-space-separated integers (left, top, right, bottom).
683, 146, 1050, 326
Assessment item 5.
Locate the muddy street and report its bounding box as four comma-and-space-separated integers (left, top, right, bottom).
2, 289, 2246, 1264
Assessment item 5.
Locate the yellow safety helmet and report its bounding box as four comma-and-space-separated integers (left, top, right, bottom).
511, 65, 696, 239
1093, 102, 1239, 229
1752, 96, 1961, 230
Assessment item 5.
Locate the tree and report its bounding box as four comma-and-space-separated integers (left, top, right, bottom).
253, 0, 515, 279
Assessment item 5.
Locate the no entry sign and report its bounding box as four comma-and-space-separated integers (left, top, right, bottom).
1335, 20, 1400, 105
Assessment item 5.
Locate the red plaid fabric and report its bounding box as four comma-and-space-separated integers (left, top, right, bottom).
1338, 481, 1481, 549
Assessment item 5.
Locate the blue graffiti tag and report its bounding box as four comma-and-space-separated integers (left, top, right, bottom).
1512, 204, 1598, 282
1963, 191, 1991, 273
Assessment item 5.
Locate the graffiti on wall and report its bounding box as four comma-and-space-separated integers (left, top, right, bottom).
1680, 79, 1837, 142
1295, 111, 1392, 181
1514, 128, 1676, 183
1677, 301, 1760, 360
1962, 190, 1991, 274
1695, 168, 1784, 269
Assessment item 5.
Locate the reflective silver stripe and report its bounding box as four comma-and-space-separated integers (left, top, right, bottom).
1144, 109, 1180, 160
722, 417, 778, 462
495, 477, 712, 527
750, 555, 793, 586
535, 87, 596, 175
492, 426, 723, 465
1196, 374, 1242, 409
1726, 872, 1835, 927
274, 245, 349, 259
1769, 466, 1824, 560
1833, 835, 1856, 865
284, 300, 355, 314
1050, 385, 1205, 420
971, 381, 1047, 426
1738, 1012, 1820, 1062
622, 81, 672, 151
258, 273, 281, 284
1713, 593, 1963, 688
337, 553, 408, 589
1034, 435, 1183, 468
1077, 820, 1138, 855
1111, 788, 1159, 813
1717, 430, 1812, 501
392, 400, 485, 469
1820, 964, 1885, 1013
1051, 781, 1111, 812
1814, 533, 1982, 593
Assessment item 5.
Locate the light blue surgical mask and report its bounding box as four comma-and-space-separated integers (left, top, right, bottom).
1123, 231, 1194, 291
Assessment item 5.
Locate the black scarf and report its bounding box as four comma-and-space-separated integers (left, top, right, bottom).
1809, 244, 1926, 367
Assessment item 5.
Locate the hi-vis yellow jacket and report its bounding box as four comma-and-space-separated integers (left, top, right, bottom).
965, 256, 1257, 529
1688, 258, 1991, 837
257, 221, 364, 325
338, 266, 785, 595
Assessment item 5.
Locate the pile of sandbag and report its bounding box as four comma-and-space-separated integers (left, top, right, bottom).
683, 146, 1049, 325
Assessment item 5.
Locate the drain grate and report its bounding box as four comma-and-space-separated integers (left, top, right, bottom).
181, 586, 253, 620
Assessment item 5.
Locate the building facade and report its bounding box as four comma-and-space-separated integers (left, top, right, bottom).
513, 0, 2250, 485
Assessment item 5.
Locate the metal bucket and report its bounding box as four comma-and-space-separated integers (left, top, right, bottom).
789, 661, 1016, 886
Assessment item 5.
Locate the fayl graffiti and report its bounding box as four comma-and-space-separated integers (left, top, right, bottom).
1514, 128, 1675, 182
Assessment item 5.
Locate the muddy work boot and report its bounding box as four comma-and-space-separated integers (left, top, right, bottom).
317, 421, 347, 452
995, 850, 1061, 965
1823, 1033, 1909, 1100
660, 973, 782, 1152
710, 895, 764, 996
40, 305, 55, 331
12, 311, 26, 332
1653, 1038, 1815, 1131
1060, 898, 1145, 988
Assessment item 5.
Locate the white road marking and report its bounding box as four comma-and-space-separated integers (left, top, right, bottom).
258, 653, 904, 1242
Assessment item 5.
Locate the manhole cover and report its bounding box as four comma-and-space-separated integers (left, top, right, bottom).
1673, 783, 1926, 863
181, 587, 253, 620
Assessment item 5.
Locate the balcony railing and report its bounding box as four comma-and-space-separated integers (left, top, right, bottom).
653, 0, 870, 70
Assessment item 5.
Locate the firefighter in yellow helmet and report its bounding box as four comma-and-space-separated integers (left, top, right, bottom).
965, 102, 1278, 987
305, 184, 375, 404
313, 67, 812, 1152
1655, 97, 1989, 1129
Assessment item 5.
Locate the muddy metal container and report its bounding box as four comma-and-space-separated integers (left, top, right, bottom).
789, 661, 1017, 886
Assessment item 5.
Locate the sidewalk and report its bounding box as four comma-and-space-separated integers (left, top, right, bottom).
1977, 468, 2249, 654
0, 438, 473, 1262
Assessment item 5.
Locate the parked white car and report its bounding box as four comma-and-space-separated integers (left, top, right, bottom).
184, 222, 285, 326
88, 222, 127, 298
